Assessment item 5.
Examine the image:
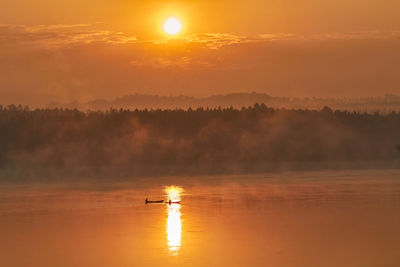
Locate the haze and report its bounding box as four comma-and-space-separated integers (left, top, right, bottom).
1, 0, 400, 106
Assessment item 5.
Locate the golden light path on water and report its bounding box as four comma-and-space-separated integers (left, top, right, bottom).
165, 186, 183, 255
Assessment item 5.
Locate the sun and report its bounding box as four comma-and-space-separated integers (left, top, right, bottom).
163, 17, 182, 35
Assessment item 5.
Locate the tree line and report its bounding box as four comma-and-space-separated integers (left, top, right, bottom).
1, 104, 400, 179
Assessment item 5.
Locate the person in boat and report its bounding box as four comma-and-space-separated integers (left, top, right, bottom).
146, 198, 164, 204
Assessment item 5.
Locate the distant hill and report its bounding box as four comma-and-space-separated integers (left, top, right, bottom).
46, 92, 400, 112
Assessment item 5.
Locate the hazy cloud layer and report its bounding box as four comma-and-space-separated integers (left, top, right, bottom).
0, 24, 138, 49
1, 24, 400, 106
2, 24, 400, 49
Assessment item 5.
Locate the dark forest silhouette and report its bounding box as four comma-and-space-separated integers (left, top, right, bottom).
1, 104, 400, 179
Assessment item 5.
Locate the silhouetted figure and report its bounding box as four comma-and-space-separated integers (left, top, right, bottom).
145, 198, 164, 204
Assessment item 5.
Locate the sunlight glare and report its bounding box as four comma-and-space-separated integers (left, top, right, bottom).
163, 17, 182, 35
167, 204, 181, 255
165, 186, 183, 255
165, 186, 183, 202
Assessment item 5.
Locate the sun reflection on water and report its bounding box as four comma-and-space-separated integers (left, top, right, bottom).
165, 186, 183, 255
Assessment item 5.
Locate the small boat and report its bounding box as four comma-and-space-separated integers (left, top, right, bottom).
167, 200, 181, 205
145, 198, 164, 204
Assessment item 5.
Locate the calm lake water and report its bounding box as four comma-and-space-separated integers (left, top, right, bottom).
1, 170, 400, 267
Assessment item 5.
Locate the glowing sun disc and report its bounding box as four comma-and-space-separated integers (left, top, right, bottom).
163, 17, 182, 35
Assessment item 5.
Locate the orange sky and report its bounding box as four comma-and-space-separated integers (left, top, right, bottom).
1, 0, 400, 105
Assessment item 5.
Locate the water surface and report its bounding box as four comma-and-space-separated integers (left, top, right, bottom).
1, 170, 400, 267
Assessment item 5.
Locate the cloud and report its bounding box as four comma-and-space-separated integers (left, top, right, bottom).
182, 33, 250, 49
1, 23, 400, 106
0, 24, 251, 51
149, 32, 250, 50
310, 31, 400, 41
258, 31, 400, 42
2, 23, 399, 52
151, 30, 400, 52
0, 24, 137, 49
258, 33, 298, 41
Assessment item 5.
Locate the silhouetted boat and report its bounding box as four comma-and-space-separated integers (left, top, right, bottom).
167, 200, 181, 205
145, 198, 164, 204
